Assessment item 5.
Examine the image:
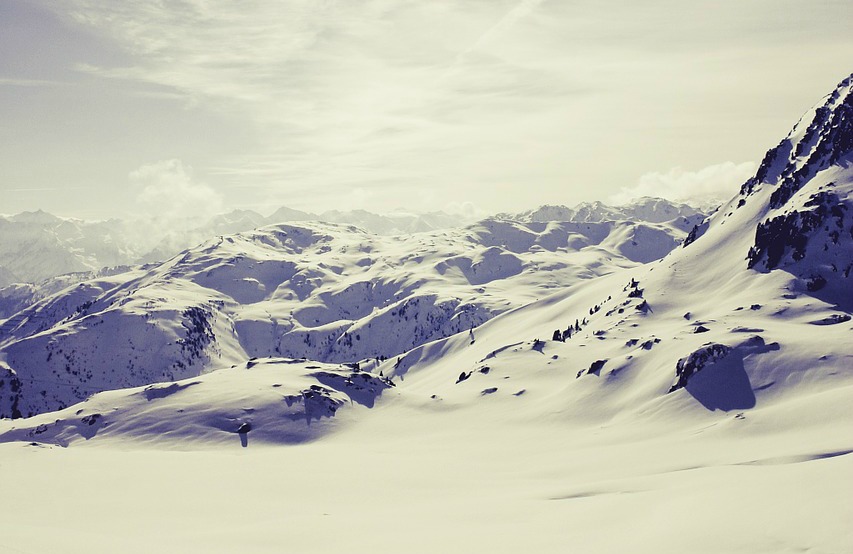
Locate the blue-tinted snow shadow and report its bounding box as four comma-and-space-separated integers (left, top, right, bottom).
684, 352, 756, 411
683, 338, 782, 412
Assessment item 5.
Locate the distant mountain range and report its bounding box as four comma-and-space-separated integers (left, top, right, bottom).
1, 73, 850, 432
500, 196, 705, 227
0, 207, 467, 288
0, 196, 707, 293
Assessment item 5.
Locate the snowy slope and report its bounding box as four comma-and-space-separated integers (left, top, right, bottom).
2, 75, 850, 431
385, 74, 853, 419
0, 216, 692, 418
0, 358, 394, 447
0, 74, 851, 554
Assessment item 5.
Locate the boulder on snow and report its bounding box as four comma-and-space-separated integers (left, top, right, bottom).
669, 343, 732, 392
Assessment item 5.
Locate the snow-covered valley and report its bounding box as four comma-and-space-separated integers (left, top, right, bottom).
0, 74, 851, 554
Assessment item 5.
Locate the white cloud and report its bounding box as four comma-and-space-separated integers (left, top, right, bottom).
130, 159, 223, 224
443, 200, 486, 220
611, 161, 757, 206
33, 1, 851, 217
56, 0, 587, 214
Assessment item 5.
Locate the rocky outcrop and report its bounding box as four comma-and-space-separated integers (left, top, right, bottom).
669, 343, 732, 392
739, 74, 852, 204
747, 190, 850, 271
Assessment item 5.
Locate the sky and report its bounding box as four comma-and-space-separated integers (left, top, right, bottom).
1, 0, 851, 221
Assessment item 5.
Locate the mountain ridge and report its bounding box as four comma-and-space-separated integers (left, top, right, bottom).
0, 196, 707, 289
0, 214, 698, 418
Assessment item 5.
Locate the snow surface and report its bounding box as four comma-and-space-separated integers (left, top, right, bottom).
0, 75, 851, 554
0, 216, 694, 418
0, 206, 467, 289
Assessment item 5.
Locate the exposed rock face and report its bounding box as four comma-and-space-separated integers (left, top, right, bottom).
747, 190, 850, 271
739, 75, 852, 203
669, 343, 732, 392
720, 74, 853, 301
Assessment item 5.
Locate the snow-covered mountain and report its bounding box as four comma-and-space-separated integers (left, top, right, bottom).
384, 73, 852, 420
0, 214, 695, 418
139, 208, 467, 263
1, 73, 849, 441
0, 207, 467, 287
0, 211, 140, 286
0, 200, 706, 292
505, 197, 706, 229
0, 198, 707, 322
0, 207, 471, 315
1, 74, 851, 554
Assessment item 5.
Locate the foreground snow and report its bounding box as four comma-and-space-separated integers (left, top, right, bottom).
1, 393, 851, 554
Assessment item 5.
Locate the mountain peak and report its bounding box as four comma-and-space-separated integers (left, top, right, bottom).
739, 73, 852, 204
507, 197, 705, 225
7, 209, 63, 225
678, 74, 853, 312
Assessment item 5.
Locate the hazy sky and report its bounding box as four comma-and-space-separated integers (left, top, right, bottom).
1, 0, 851, 220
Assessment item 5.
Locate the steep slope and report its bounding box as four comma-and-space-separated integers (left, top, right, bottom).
0, 217, 691, 418
383, 73, 853, 421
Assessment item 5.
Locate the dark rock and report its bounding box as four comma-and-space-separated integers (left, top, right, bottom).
747, 191, 848, 271
669, 343, 732, 392
456, 372, 471, 384
81, 413, 101, 426
586, 359, 608, 376
809, 314, 851, 325
640, 339, 657, 350
806, 274, 827, 291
